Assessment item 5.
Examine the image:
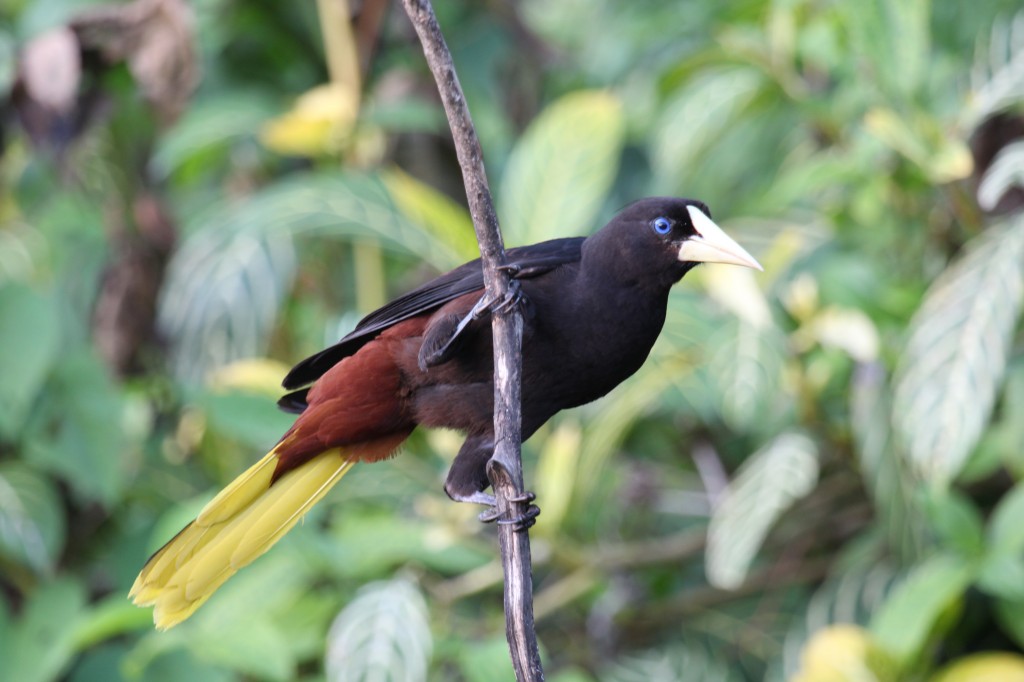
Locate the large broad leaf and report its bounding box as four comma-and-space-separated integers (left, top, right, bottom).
650, 67, 762, 194
152, 92, 278, 179
869, 554, 974, 667
24, 350, 127, 506
0, 463, 65, 575
0, 284, 60, 438
893, 218, 1024, 485
159, 171, 464, 383
381, 168, 479, 262
706, 432, 819, 590
499, 90, 624, 245
705, 318, 788, 433
325, 578, 432, 682
0, 579, 87, 682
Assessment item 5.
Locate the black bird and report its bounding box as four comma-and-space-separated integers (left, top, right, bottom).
130, 196, 762, 628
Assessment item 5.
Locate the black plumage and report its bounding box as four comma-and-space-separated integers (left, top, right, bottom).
279, 197, 761, 504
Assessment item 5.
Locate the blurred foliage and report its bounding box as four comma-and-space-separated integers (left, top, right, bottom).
1, 0, 1024, 680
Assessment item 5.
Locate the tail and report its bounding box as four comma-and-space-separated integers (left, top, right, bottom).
130, 445, 355, 629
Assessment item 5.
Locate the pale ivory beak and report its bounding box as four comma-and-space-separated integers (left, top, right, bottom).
678, 205, 763, 271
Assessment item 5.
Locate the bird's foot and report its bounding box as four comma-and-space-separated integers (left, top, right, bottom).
472, 279, 526, 319
448, 489, 540, 531
478, 491, 540, 532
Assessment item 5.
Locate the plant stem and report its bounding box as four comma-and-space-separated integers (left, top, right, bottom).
400, 1, 543, 679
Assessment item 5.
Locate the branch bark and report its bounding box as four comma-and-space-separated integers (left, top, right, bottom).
400, 1, 544, 679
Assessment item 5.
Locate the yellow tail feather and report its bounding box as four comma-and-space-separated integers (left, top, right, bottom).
129, 446, 355, 629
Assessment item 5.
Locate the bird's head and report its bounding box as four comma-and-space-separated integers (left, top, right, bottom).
586, 197, 762, 290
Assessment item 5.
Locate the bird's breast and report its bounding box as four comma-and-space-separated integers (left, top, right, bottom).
519, 278, 668, 415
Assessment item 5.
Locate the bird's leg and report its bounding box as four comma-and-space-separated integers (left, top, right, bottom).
446, 434, 540, 531
419, 281, 527, 370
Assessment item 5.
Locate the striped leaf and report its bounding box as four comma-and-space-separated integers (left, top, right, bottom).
967, 11, 1024, 128
0, 464, 65, 575
893, 218, 1024, 485
499, 90, 624, 245
325, 578, 432, 682
977, 140, 1024, 211
706, 433, 819, 590
159, 172, 463, 383
706, 318, 788, 433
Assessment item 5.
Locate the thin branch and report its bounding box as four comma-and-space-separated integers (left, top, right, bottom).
400, 1, 544, 680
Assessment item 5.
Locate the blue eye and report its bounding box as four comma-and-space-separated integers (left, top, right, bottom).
652, 217, 672, 235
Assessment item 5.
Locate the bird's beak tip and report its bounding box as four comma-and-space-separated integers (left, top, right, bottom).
680, 206, 763, 272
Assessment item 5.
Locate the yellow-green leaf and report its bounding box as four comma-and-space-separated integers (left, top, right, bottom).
500, 90, 624, 245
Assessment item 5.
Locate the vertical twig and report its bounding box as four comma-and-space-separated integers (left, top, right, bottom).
400, 1, 544, 679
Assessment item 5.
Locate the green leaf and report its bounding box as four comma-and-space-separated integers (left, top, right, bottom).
24, 350, 127, 506
325, 578, 432, 682
534, 420, 583, 534
329, 513, 489, 578
0, 284, 60, 438
190, 619, 294, 681
499, 90, 625, 245
0, 463, 65, 576
128, 552, 312, 679
920, 488, 985, 558
893, 218, 1024, 485
650, 67, 762, 193
977, 554, 1024, 601
152, 92, 278, 180
455, 636, 517, 682
71, 594, 154, 651
160, 172, 463, 383
0, 579, 87, 682
994, 598, 1024, 650
840, 0, 930, 97
706, 432, 819, 589
869, 554, 974, 666
975, 482, 1024, 601
196, 390, 296, 450
382, 168, 479, 262
988, 482, 1024, 557
705, 318, 788, 433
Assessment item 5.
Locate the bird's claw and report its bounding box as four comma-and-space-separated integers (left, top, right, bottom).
492, 280, 525, 316
497, 504, 540, 531
477, 490, 540, 531
473, 280, 526, 320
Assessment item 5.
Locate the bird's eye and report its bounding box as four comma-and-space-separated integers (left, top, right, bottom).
652, 217, 672, 235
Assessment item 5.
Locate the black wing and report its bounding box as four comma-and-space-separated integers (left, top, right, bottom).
280, 237, 584, 393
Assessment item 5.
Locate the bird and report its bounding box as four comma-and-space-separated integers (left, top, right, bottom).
130, 196, 762, 629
